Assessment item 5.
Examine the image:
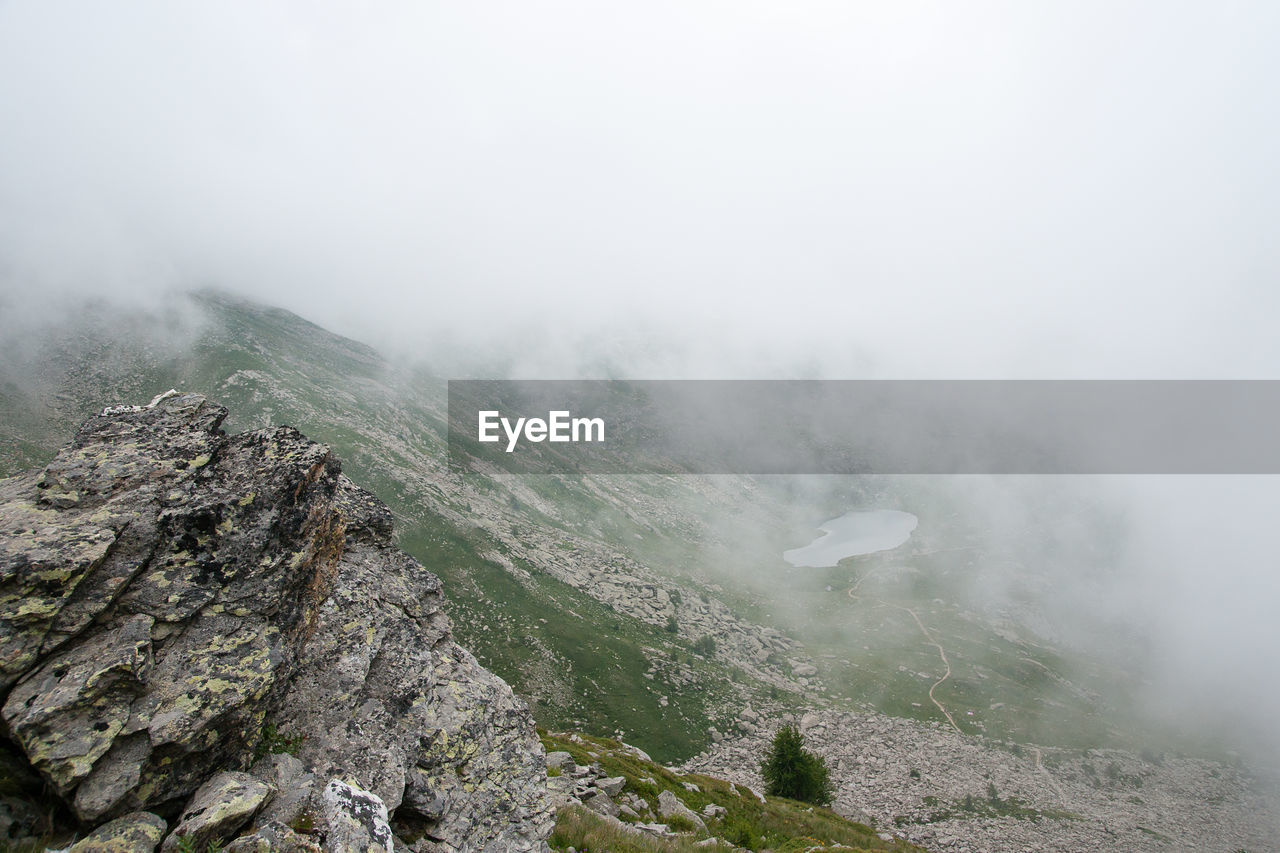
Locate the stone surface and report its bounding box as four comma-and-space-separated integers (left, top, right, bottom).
69, 811, 167, 852
0, 394, 552, 851
224, 820, 324, 853
580, 788, 619, 818
596, 776, 626, 797
656, 790, 707, 833
160, 771, 272, 853
323, 779, 392, 853
250, 753, 317, 830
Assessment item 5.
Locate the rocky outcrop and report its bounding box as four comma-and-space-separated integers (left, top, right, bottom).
0, 393, 552, 851
544, 747, 677, 840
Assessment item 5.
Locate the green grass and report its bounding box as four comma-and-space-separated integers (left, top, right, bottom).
542, 731, 925, 852
399, 516, 736, 763
551, 806, 707, 853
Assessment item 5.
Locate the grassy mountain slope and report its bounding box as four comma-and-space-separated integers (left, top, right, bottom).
0, 290, 1197, 766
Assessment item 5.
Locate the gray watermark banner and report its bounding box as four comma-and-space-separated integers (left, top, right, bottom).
447, 380, 1280, 474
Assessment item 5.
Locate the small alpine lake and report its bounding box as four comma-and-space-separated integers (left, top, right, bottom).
783, 509, 918, 567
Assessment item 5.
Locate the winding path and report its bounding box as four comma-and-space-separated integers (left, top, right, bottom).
846, 570, 962, 735
1031, 746, 1068, 805
846, 567, 1070, 807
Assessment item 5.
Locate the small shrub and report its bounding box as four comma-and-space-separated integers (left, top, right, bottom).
692, 636, 716, 657
665, 615, 678, 633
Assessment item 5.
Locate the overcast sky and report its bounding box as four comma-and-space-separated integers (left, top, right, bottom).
3, 3, 1280, 757
2, 2, 1278, 378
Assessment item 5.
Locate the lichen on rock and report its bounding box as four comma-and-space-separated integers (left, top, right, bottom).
68, 810, 167, 852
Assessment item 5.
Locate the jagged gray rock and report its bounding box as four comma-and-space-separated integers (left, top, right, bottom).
0, 393, 552, 851
581, 788, 620, 818
596, 776, 626, 797
656, 790, 707, 833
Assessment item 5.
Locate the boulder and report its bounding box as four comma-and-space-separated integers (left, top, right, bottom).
69, 811, 167, 852
581, 788, 619, 818
160, 771, 272, 853
635, 822, 675, 837
323, 779, 392, 853
225, 820, 322, 853
251, 753, 317, 830
656, 790, 707, 833
596, 776, 627, 797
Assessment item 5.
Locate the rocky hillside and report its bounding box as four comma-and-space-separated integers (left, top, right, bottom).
682, 710, 1280, 853
0, 391, 552, 851
539, 730, 926, 852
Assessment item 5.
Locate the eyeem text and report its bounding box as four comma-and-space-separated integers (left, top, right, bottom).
478, 410, 605, 452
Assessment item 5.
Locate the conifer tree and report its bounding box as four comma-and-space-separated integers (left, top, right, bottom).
760, 724, 833, 806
